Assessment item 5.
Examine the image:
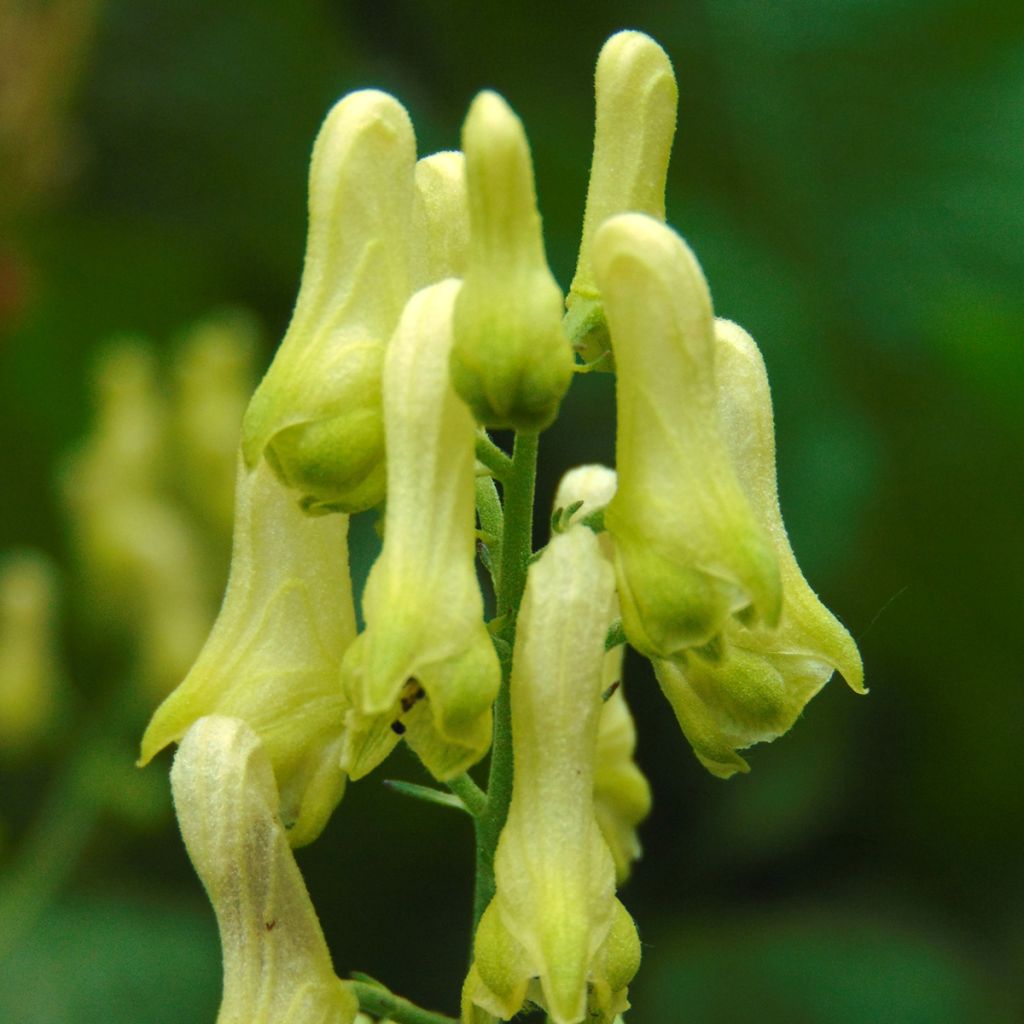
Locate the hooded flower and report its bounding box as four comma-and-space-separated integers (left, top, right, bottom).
140, 455, 356, 847
655, 320, 865, 777
171, 716, 358, 1024
242, 90, 416, 513
340, 279, 500, 782
554, 466, 651, 882
450, 90, 574, 431
565, 30, 678, 366
410, 150, 470, 290
468, 527, 640, 1024
593, 212, 782, 658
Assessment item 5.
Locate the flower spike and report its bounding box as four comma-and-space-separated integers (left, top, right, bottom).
242, 90, 416, 513
140, 455, 356, 847
450, 90, 574, 431
340, 279, 500, 781
656, 320, 865, 777
566, 30, 678, 366
171, 716, 358, 1024
593, 212, 782, 658
469, 527, 640, 1024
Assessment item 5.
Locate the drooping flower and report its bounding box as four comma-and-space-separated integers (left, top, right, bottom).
171, 716, 358, 1024
593, 212, 782, 658
655, 319, 865, 777
565, 30, 678, 366
340, 279, 500, 781
468, 527, 640, 1024
242, 90, 416, 513
554, 466, 651, 882
450, 90, 574, 431
140, 455, 356, 847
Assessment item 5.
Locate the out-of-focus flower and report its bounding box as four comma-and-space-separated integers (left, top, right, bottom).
0, 551, 61, 752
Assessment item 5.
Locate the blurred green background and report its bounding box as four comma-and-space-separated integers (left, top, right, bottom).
1, 1, 1021, 1020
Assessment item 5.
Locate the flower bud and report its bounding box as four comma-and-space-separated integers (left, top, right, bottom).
451, 91, 574, 431
341, 280, 500, 781
242, 90, 415, 513
410, 151, 470, 289
140, 455, 356, 847
655, 320, 864, 777
469, 527, 639, 1024
593, 213, 781, 657
566, 31, 677, 366
171, 716, 358, 1024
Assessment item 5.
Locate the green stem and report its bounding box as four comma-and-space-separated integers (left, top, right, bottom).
474, 432, 513, 480
445, 773, 488, 817
351, 981, 459, 1024
471, 431, 538, 931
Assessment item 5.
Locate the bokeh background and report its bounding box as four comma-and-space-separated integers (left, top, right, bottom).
1, 1, 1022, 1021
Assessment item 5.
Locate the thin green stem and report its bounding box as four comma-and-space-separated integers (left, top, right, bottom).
471, 430, 538, 931
474, 432, 513, 480
445, 773, 488, 817
351, 981, 458, 1024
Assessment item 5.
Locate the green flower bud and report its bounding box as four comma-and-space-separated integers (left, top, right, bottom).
554, 466, 651, 883
594, 213, 781, 657
410, 151, 470, 290
469, 527, 639, 1024
340, 280, 500, 781
140, 455, 357, 847
171, 717, 358, 1024
655, 320, 865, 778
242, 90, 416, 513
451, 91, 574, 431
566, 30, 677, 367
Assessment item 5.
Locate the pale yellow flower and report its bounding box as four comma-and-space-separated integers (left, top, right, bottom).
141, 456, 356, 847
341, 279, 500, 781
171, 716, 357, 1024
593, 213, 781, 658
469, 527, 639, 1024
242, 90, 416, 513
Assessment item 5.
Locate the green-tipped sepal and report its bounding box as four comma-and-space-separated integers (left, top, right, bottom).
594, 213, 781, 658
566, 31, 678, 366
140, 455, 356, 847
451, 91, 574, 430
242, 90, 416, 513
340, 280, 500, 781
171, 717, 358, 1023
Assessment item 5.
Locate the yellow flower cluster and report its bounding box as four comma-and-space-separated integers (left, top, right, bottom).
137, 27, 863, 1024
